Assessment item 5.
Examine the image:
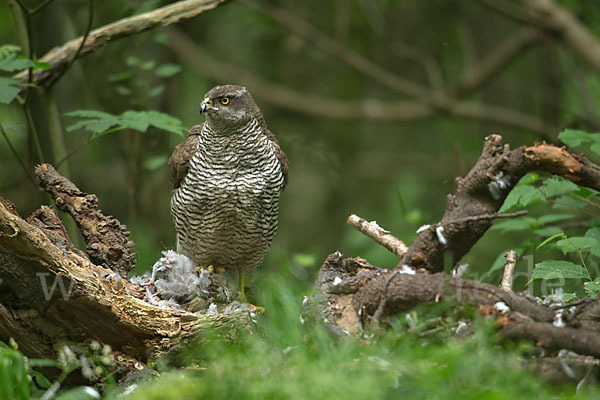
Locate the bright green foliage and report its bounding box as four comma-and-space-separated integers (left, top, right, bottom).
0, 46, 49, 104
65, 109, 186, 138
0, 341, 31, 400
499, 184, 544, 211
559, 129, 600, 156
540, 176, 580, 198
584, 280, 600, 298
491, 129, 600, 299
532, 260, 589, 281
555, 236, 600, 256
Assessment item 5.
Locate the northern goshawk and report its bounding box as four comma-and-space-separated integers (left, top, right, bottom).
168, 85, 289, 299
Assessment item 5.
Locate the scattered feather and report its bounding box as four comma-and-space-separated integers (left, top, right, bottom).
553, 310, 566, 328
452, 263, 469, 277
399, 265, 416, 275
416, 224, 431, 234
494, 302, 510, 314
435, 226, 447, 245
369, 220, 390, 234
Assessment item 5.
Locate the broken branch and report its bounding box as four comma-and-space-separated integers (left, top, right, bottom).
347, 214, 408, 257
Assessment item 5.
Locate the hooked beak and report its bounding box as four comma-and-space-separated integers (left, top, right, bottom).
200, 97, 216, 114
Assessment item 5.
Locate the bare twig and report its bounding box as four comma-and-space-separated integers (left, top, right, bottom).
347, 214, 408, 257
14, 0, 230, 88
500, 250, 517, 291
243, 0, 432, 102
168, 30, 551, 134
444, 210, 528, 226
518, 0, 600, 77
451, 28, 539, 97
0, 124, 36, 187
390, 42, 444, 90
46, 0, 94, 89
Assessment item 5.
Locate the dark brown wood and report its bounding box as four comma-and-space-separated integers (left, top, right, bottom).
35, 163, 136, 277
400, 136, 600, 273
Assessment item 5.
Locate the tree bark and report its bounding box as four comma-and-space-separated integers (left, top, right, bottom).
303, 135, 600, 383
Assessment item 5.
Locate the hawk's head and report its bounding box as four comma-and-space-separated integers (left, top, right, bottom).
200, 85, 260, 129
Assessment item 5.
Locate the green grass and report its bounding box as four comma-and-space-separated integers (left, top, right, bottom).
3, 264, 599, 399
112, 272, 598, 400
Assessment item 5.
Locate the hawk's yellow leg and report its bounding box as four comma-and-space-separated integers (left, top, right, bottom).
240, 274, 264, 313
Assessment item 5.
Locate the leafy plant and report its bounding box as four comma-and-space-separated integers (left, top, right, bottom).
65, 109, 186, 139
0, 45, 49, 104
491, 129, 600, 300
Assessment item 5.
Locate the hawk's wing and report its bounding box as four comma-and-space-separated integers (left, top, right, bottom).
168, 124, 203, 189
265, 128, 289, 190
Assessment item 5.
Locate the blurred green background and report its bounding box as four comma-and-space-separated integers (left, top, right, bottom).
1, 0, 600, 294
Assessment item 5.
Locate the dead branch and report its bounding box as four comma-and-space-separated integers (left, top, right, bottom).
346, 214, 407, 257
450, 28, 539, 97
14, 0, 229, 89
302, 134, 600, 383
168, 29, 551, 134
520, 0, 600, 76
401, 135, 600, 272
483, 0, 600, 77
303, 252, 600, 361
0, 168, 254, 379
500, 250, 517, 291
35, 164, 135, 277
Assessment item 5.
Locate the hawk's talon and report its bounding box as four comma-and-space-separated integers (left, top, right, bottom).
247, 304, 265, 313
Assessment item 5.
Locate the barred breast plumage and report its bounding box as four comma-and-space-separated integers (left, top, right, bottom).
168, 85, 288, 296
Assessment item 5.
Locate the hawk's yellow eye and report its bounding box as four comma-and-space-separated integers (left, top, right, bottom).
221, 97, 230, 105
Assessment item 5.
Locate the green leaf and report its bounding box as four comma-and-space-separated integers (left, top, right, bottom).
292, 253, 316, 268
536, 233, 566, 250
585, 227, 600, 240
499, 186, 543, 211
140, 60, 156, 71
143, 110, 186, 136
149, 83, 165, 97
0, 44, 21, 60
108, 72, 132, 82
519, 172, 540, 185
491, 217, 536, 232
583, 228, 600, 258
559, 129, 595, 147
584, 280, 600, 298
32, 60, 50, 70
555, 236, 599, 255
65, 110, 121, 133
154, 63, 182, 77
0, 54, 34, 71
0, 77, 22, 104
534, 226, 563, 237
540, 176, 579, 198
125, 56, 141, 66
552, 194, 588, 210
116, 85, 132, 96
29, 370, 52, 389
562, 292, 577, 302
537, 214, 578, 226
591, 141, 600, 156
65, 109, 186, 137
120, 110, 150, 131
153, 33, 169, 45
532, 260, 588, 280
